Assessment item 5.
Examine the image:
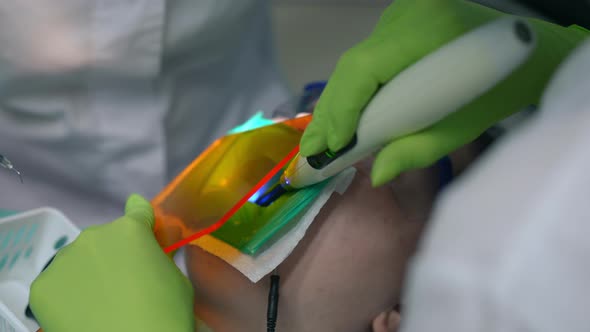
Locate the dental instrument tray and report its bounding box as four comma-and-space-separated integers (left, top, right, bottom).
0, 208, 80, 332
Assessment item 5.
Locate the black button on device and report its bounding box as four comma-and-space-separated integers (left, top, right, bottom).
306, 134, 358, 170
514, 20, 532, 44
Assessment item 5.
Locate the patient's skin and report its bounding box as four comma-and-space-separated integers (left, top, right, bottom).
185, 159, 442, 332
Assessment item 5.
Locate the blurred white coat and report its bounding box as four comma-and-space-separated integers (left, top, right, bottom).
401, 35, 590, 332
0, 0, 289, 227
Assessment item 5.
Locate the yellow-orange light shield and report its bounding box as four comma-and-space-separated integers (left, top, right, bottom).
152, 115, 312, 249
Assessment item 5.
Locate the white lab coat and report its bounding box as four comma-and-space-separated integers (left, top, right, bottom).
0, 0, 289, 227
401, 37, 590, 331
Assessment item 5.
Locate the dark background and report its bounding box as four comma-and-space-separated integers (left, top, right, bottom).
516, 0, 590, 28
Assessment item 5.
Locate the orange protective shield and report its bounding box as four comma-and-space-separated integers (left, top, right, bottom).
151, 115, 312, 249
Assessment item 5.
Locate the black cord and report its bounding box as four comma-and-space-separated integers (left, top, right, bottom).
267, 273, 280, 332
26, 254, 57, 322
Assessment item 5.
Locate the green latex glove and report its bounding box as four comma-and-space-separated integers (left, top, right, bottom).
29, 194, 195, 332
300, 0, 588, 186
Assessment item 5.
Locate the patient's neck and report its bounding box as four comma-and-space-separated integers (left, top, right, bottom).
389, 166, 439, 223
388, 141, 484, 223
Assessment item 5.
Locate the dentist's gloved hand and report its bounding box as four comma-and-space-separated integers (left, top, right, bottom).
29, 194, 195, 332
300, 0, 588, 186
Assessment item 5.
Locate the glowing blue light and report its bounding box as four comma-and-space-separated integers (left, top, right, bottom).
227, 112, 275, 135
248, 170, 284, 203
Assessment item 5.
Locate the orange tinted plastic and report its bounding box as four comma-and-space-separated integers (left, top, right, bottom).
152, 115, 312, 248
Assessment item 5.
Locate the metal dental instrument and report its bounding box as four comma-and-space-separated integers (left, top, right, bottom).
0, 154, 23, 183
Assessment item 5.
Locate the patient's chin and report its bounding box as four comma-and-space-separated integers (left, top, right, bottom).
185, 169, 427, 331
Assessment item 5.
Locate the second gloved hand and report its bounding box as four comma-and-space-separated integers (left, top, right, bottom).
300, 0, 588, 186
29, 194, 195, 332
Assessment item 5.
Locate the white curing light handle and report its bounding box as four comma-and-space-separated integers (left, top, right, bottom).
284, 17, 536, 189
